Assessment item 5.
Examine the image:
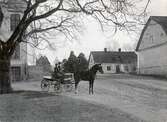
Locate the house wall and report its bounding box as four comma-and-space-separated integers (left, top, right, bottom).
137, 20, 167, 76
11, 42, 27, 81
0, 0, 26, 41
99, 63, 136, 74
120, 64, 134, 73
90, 62, 136, 74
0, 1, 28, 81
0, 4, 12, 40
137, 43, 167, 76
102, 63, 116, 73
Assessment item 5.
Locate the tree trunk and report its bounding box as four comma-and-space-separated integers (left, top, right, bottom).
0, 59, 12, 94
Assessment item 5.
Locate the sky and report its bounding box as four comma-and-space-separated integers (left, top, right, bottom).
31, 0, 167, 65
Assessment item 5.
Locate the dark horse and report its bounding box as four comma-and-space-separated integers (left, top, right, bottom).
74, 64, 103, 94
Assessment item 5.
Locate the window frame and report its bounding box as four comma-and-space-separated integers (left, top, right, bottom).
107, 66, 111, 71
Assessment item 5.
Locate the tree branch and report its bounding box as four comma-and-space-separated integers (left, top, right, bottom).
26, 0, 63, 23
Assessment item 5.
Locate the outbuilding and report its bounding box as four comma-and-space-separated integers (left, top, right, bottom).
136, 16, 167, 76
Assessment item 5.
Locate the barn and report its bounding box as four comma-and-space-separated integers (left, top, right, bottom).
136, 16, 167, 76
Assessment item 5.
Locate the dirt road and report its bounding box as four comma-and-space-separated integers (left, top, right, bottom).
64, 74, 167, 122
11, 74, 167, 122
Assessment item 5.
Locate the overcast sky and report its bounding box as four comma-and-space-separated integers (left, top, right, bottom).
33, 0, 167, 65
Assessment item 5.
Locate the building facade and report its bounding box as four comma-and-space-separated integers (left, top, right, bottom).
89, 48, 137, 74
136, 16, 167, 76
0, 0, 28, 81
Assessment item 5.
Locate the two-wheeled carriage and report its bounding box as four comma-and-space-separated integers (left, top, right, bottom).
41, 73, 74, 93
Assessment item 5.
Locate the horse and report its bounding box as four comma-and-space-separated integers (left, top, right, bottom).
74, 64, 104, 94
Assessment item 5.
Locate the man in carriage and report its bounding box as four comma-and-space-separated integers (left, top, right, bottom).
52, 62, 65, 83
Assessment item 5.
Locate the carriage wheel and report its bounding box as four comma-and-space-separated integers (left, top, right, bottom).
54, 83, 62, 93
63, 83, 73, 92
41, 79, 50, 91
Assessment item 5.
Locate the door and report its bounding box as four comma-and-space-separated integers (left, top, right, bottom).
11, 67, 21, 82
116, 65, 120, 73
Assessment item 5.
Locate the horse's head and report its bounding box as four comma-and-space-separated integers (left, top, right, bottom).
93, 64, 104, 74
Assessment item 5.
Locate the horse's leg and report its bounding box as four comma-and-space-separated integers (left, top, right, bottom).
75, 81, 79, 94
90, 81, 94, 95
92, 80, 94, 94
89, 81, 91, 94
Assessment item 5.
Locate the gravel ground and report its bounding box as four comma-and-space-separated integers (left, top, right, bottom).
0, 91, 144, 122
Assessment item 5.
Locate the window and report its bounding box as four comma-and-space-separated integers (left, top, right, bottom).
149, 35, 153, 43
10, 14, 20, 31
12, 45, 20, 59
107, 66, 111, 71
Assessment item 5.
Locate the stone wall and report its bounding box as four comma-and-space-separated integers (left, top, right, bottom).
27, 66, 43, 80
27, 65, 53, 81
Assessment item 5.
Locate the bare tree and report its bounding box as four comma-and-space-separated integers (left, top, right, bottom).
0, 0, 150, 94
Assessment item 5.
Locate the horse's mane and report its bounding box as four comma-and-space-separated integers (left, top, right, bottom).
91, 64, 100, 69
74, 64, 100, 74
89, 64, 100, 72
90, 64, 96, 70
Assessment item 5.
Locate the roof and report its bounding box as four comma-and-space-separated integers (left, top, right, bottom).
152, 16, 167, 34
90, 51, 137, 64
136, 16, 167, 51
36, 56, 51, 66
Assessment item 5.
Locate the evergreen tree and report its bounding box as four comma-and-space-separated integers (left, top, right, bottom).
78, 53, 88, 71
62, 59, 68, 73
67, 51, 78, 73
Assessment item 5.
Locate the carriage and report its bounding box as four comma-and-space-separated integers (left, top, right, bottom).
41, 64, 103, 94
41, 73, 74, 93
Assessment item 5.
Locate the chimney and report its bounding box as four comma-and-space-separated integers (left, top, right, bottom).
104, 48, 107, 52
118, 48, 121, 52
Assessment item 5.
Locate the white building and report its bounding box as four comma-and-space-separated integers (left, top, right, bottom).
136, 16, 167, 76
0, 0, 28, 81
89, 48, 137, 74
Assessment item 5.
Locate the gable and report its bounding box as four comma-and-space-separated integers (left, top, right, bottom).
89, 54, 94, 64
88, 53, 95, 68
136, 17, 167, 51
